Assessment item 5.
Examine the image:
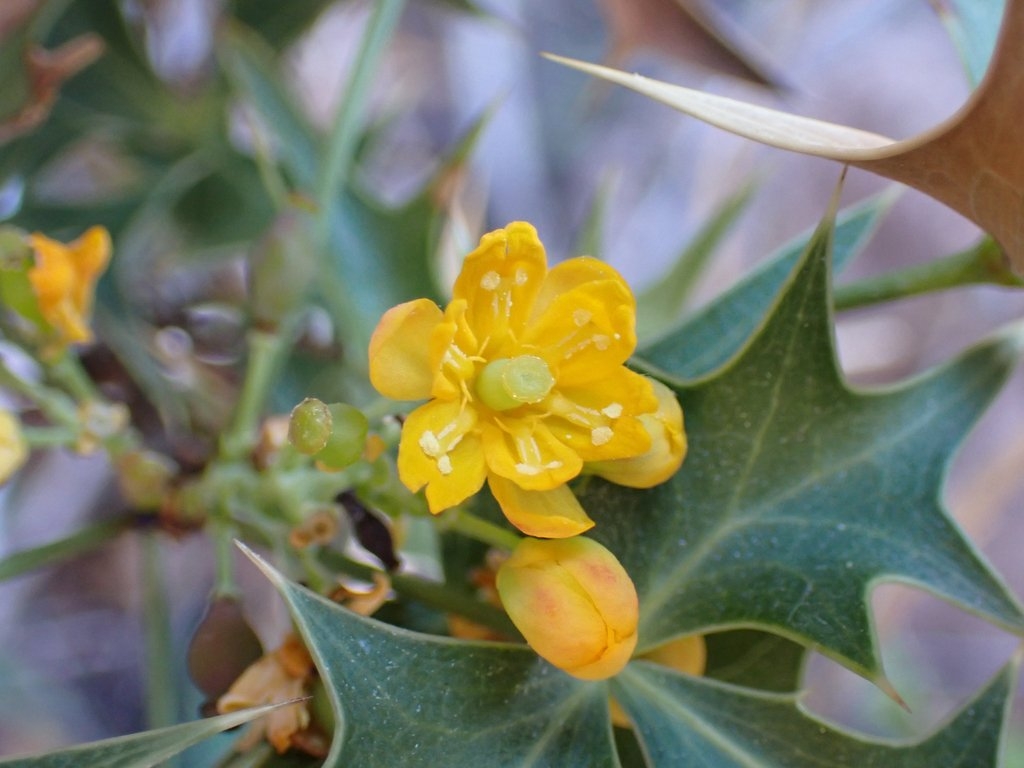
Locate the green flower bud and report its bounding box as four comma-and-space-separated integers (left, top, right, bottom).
314, 403, 368, 470
289, 397, 332, 455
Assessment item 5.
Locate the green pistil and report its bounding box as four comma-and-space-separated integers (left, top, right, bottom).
476, 355, 554, 411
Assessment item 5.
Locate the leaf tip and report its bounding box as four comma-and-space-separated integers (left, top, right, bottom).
234, 539, 287, 591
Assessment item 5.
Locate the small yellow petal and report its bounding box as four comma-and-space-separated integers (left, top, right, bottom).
547, 368, 656, 462
369, 298, 443, 400
397, 400, 485, 513
482, 419, 582, 491
524, 279, 637, 386
27, 234, 75, 306
452, 222, 547, 350
643, 634, 706, 676
529, 256, 625, 324
0, 410, 27, 484
496, 536, 638, 680
69, 226, 111, 314
487, 476, 593, 538
588, 378, 687, 488
26, 228, 111, 349
429, 298, 480, 401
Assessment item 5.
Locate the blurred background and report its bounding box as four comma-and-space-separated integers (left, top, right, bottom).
1, 0, 1022, 763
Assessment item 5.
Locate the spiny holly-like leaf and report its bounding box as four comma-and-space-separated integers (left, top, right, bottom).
583, 205, 1024, 682
240, 545, 619, 768
639, 188, 895, 380
702, 629, 805, 693
612, 654, 1017, 767
546, 0, 1024, 272
0, 704, 286, 768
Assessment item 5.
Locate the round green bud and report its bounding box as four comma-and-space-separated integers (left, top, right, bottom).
289, 397, 332, 454
314, 403, 369, 470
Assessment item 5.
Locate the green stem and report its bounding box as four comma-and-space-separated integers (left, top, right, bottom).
220, 329, 287, 461
834, 238, 1024, 311
46, 351, 100, 402
443, 508, 523, 552
21, 425, 76, 447
315, 0, 406, 220
317, 549, 519, 638
0, 358, 78, 428
141, 532, 177, 735
0, 517, 132, 581
311, 0, 406, 364
213, 519, 239, 598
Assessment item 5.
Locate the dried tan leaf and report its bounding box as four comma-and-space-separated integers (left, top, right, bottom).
0, 34, 104, 144
0, 0, 41, 42
550, 0, 1024, 271
596, 0, 781, 87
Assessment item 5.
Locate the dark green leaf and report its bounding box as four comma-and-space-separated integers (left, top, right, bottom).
588, 206, 1023, 680
244, 547, 619, 767
0, 704, 287, 768
228, 0, 336, 50
638, 189, 895, 381
612, 655, 1015, 767
703, 629, 805, 693
218, 25, 321, 190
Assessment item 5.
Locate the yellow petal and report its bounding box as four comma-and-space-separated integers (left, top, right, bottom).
369, 298, 443, 400
524, 277, 637, 386
496, 536, 638, 679
642, 634, 706, 676
27, 234, 75, 306
487, 476, 593, 538
546, 367, 656, 462
588, 377, 686, 488
0, 409, 27, 484
69, 226, 111, 314
429, 298, 480, 401
397, 400, 485, 513
529, 256, 625, 323
452, 222, 547, 351
482, 418, 582, 490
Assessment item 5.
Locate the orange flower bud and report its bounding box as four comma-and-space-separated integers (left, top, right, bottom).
496, 536, 638, 680
586, 377, 686, 488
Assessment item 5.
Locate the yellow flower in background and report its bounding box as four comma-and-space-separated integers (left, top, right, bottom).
369, 221, 661, 538
0, 409, 27, 484
496, 536, 639, 680
587, 377, 687, 488
27, 226, 111, 348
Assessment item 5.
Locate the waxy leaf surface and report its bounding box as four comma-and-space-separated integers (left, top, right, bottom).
613, 657, 1015, 767
585, 208, 1024, 680
243, 548, 619, 768
0, 704, 284, 768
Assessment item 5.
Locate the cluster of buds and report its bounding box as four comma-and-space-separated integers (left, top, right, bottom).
288, 397, 369, 471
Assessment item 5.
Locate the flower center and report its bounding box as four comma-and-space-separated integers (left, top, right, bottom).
476, 355, 555, 411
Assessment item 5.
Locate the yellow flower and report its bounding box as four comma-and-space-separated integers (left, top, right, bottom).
496, 536, 639, 680
587, 377, 687, 488
27, 226, 111, 348
0, 409, 27, 484
369, 222, 659, 538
